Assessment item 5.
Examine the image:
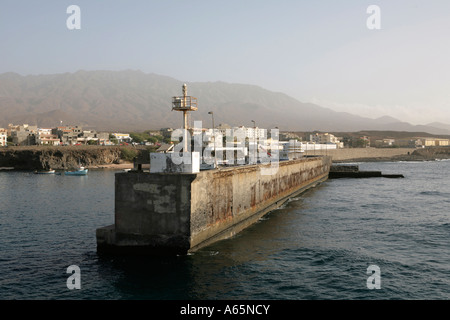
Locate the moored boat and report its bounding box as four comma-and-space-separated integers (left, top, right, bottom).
65, 166, 88, 175
34, 169, 56, 174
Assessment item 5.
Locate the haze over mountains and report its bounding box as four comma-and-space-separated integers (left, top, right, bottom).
1, 70, 449, 135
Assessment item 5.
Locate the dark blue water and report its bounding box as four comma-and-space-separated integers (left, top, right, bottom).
1, 161, 449, 300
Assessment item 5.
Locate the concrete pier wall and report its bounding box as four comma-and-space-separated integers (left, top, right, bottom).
189, 156, 331, 251
96, 156, 331, 255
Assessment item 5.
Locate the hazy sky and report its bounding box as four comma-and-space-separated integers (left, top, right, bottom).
1, 0, 450, 125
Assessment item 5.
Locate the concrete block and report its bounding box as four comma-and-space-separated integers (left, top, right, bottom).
150, 152, 200, 173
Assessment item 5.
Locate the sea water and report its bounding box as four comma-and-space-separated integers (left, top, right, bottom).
0, 161, 449, 300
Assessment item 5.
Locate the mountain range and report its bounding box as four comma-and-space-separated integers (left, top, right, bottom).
1, 70, 449, 135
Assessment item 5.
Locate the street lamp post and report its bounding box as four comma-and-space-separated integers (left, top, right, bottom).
208, 111, 217, 168
251, 120, 256, 164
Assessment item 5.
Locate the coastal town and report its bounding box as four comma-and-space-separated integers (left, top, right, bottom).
1, 122, 449, 150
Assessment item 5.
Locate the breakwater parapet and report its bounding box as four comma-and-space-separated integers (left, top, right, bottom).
321, 146, 450, 163
0, 145, 150, 170
96, 155, 332, 255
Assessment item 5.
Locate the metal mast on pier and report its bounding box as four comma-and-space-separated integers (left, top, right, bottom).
172, 84, 198, 152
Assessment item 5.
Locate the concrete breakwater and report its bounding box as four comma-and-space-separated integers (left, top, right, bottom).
329, 164, 404, 179
0, 146, 149, 170
96, 155, 332, 255
309, 147, 450, 162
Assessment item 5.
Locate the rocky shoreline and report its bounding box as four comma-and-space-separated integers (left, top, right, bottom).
0, 145, 150, 171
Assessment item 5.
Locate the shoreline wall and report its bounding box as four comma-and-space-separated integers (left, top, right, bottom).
306, 147, 416, 161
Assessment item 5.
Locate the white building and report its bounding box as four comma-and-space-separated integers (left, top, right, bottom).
202, 129, 223, 148
279, 140, 304, 160
234, 126, 267, 140
201, 128, 247, 166
35, 128, 60, 146
0, 128, 7, 146
112, 133, 132, 143
38, 128, 52, 135
302, 142, 337, 151
35, 134, 61, 145
310, 133, 343, 148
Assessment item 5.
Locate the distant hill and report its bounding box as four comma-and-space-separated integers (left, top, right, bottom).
425, 122, 450, 132
0, 70, 449, 134
331, 130, 450, 141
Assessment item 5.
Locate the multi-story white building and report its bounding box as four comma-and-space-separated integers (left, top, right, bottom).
35, 134, 61, 146
35, 128, 60, 146
310, 133, 344, 148
234, 126, 267, 140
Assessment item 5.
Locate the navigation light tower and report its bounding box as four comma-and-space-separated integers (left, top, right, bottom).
172, 84, 198, 152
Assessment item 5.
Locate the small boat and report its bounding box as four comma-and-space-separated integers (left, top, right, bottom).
65, 166, 88, 176
34, 169, 56, 174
